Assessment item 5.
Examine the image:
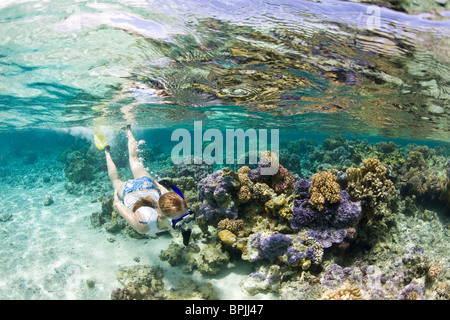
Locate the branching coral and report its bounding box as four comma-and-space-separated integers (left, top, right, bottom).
218, 218, 244, 233
321, 284, 363, 300
427, 262, 442, 281
308, 171, 341, 211
346, 158, 395, 206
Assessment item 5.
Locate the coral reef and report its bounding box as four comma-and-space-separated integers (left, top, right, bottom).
159, 241, 230, 275
240, 265, 283, 295
218, 230, 238, 246
399, 146, 449, 206
291, 179, 361, 248
249, 232, 292, 263
111, 265, 217, 300
240, 231, 323, 270
197, 168, 240, 224
197, 163, 287, 226
264, 193, 294, 221
398, 282, 424, 300
64, 151, 93, 183
427, 262, 442, 282
248, 151, 295, 194
102, 133, 449, 300
60, 143, 107, 183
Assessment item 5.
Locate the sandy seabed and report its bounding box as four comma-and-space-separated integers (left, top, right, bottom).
0, 150, 275, 300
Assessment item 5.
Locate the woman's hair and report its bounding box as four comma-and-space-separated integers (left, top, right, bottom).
132, 196, 158, 213
158, 191, 187, 218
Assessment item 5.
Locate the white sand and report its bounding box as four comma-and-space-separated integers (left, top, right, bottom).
0, 155, 273, 300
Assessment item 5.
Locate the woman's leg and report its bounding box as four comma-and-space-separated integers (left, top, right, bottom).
126, 126, 169, 194
126, 126, 151, 179
105, 146, 125, 198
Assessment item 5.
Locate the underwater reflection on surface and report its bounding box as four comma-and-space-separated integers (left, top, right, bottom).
0, 0, 448, 141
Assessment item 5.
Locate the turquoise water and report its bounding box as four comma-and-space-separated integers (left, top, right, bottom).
0, 0, 449, 300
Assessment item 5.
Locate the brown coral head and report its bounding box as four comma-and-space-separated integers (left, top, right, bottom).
308, 171, 341, 211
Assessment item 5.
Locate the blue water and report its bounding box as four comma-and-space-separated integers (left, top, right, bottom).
0, 0, 449, 300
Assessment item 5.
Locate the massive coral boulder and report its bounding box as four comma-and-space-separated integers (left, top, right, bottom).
159, 241, 230, 275
291, 190, 361, 248
240, 231, 323, 270
111, 265, 217, 300
197, 168, 240, 225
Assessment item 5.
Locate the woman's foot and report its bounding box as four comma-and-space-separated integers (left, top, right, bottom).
125, 124, 132, 138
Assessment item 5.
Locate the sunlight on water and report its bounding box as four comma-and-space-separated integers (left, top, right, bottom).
0, 0, 450, 302
0, 0, 448, 139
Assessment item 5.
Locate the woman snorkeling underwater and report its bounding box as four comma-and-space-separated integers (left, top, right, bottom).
103, 125, 195, 245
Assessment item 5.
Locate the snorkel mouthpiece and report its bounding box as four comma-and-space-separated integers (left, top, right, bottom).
182, 229, 192, 246
170, 210, 195, 246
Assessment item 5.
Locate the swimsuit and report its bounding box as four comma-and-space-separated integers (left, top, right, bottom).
122, 176, 166, 236
122, 176, 159, 209
137, 206, 161, 237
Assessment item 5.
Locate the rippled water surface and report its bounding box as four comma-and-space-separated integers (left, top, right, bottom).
0, 0, 449, 140
1, 0, 450, 301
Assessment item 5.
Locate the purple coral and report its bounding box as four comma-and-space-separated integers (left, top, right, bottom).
295, 179, 311, 198
292, 190, 361, 231
251, 233, 292, 263
291, 198, 316, 227
291, 188, 361, 248
198, 170, 237, 201
399, 282, 424, 300
199, 202, 238, 222
249, 162, 272, 184
286, 247, 306, 265
197, 170, 239, 224
306, 229, 347, 248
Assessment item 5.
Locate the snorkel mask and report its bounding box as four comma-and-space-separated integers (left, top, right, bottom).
158, 179, 196, 246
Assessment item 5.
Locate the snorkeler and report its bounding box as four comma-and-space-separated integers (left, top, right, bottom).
103, 125, 195, 245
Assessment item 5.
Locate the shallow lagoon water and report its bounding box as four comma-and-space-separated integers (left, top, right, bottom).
0, 0, 449, 300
